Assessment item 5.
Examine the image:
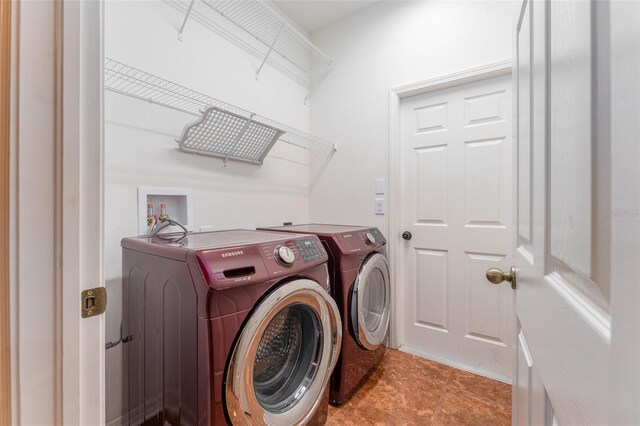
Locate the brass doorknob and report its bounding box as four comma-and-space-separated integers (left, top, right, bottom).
485, 266, 517, 289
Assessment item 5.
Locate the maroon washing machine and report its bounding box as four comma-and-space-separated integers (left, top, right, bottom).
121, 230, 342, 425
257, 224, 391, 405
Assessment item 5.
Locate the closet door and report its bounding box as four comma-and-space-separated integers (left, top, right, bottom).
508, 0, 639, 424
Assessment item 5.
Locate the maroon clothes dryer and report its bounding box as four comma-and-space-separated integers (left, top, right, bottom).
121, 230, 342, 426
257, 224, 390, 405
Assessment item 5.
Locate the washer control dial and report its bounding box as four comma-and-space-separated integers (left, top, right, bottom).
364, 232, 376, 245
276, 246, 295, 265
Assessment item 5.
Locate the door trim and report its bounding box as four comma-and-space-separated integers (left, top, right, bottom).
387, 60, 512, 348
61, 1, 104, 424
0, 0, 12, 423
9, 1, 104, 422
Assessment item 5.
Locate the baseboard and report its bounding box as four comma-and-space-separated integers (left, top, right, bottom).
399, 345, 512, 384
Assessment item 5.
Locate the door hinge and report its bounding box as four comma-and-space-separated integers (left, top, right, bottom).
81, 287, 107, 318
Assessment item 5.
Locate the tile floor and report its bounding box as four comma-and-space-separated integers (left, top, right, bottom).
326, 349, 512, 426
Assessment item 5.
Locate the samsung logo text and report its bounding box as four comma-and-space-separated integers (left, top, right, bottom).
222, 251, 244, 258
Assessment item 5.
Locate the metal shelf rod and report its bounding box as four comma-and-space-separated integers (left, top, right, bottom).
177, 0, 196, 40
256, 24, 284, 79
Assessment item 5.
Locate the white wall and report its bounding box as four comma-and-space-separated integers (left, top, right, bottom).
308, 1, 513, 238
104, 1, 314, 421
105, 0, 513, 420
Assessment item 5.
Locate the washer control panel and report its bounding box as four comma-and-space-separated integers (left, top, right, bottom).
195, 234, 328, 290
295, 238, 325, 263
364, 232, 376, 245
275, 246, 296, 265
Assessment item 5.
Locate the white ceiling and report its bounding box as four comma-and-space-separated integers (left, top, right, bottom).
272, 0, 380, 34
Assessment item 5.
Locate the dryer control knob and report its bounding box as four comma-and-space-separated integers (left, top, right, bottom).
364, 232, 376, 245
276, 246, 295, 265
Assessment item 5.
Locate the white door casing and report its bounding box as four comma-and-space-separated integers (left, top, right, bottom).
10, 1, 104, 424
62, 0, 105, 424
397, 71, 514, 381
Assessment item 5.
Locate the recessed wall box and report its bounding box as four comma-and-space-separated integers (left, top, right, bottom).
137, 187, 194, 235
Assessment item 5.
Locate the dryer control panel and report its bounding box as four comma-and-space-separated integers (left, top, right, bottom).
369, 228, 385, 243
338, 227, 386, 254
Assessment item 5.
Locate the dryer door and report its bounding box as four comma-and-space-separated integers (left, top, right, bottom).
350, 253, 391, 350
225, 279, 341, 426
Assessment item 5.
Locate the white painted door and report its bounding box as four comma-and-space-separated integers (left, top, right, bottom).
511, 0, 631, 424
398, 73, 514, 380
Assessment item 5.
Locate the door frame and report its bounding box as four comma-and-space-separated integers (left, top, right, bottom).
387, 60, 512, 349
0, 0, 12, 423
61, 0, 105, 424
9, 0, 104, 424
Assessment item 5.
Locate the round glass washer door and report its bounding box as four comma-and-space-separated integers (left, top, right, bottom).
225, 279, 342, 426
350, 253, 391, 350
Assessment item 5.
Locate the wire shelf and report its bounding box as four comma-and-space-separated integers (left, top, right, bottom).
104, 58, 335, 166
179, 0, 332, 75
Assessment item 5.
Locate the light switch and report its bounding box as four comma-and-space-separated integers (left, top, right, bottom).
375, 198, 385, 215
375, 179, 385, 195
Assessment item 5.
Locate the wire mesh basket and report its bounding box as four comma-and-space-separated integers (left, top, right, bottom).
176, 107, 285, 165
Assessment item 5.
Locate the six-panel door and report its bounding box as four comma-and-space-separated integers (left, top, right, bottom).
399, 74, 514, 380
513, 0, 612, 424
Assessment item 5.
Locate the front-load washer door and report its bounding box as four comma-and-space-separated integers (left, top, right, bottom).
350, 253, 391, 350
225, 279, 341, 426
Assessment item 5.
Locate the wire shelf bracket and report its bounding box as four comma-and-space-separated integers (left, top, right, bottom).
177, 0, 197, 41
177, 0, 333, 78
255, 24, 284, 80
104, 58, 336, 182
